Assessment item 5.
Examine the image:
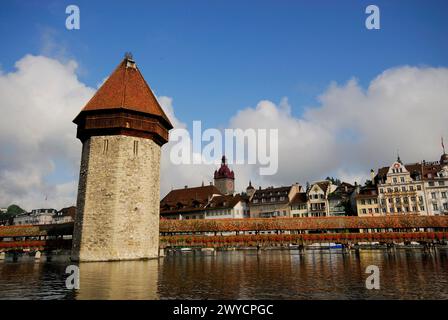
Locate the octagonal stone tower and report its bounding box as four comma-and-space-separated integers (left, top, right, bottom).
71, 55, 173, 261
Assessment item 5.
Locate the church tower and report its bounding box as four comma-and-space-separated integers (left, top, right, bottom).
214, 155, 235, 195
71, 54, 173, 261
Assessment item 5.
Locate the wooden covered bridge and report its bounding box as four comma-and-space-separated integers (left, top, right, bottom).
159, 215, 448, 249
1, 215, 447, 252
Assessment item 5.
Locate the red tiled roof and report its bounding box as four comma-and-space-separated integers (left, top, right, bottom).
422, 163, 442, 179
160, 185, 223, 215
162, 185, 222, 204
290, 192, 307, 205
78, 57, 172, 128
251, 186, 291, 204
206, 194, 245, 210
376, 163, 422, 179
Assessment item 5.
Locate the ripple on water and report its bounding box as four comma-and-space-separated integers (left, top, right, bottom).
0, 248, 447, 300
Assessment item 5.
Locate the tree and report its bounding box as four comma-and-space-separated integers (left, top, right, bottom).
6, 204, 26, 215
326, 177, 342, 186
0, 204, 26, 225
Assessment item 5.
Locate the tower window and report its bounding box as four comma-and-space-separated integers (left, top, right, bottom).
103, 139, 109, 154
133, 140, 138, 156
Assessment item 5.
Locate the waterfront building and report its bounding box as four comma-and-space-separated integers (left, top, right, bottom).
160, 185, 249, 220
160, 154, 249, 220
290, 192, 308, 217
375, 156, 426, 215
421, 153, 448, 215
328, 182, 355, 216
71, 54, 173, 261
13, 208, 57, 225
305, 181, 337, 217
160, 184, 223, 219
291, 181, 354, 217
249, 184, 301, 218
355, 184, 380, 216
204, 194, 249, 219
355, 151, 448, 216
53, 206, 76, 224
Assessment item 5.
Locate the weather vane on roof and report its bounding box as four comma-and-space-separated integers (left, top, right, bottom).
124, 52, 133, 60
442, 136, 446, 154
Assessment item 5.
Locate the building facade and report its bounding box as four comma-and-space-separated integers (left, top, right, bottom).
160, 185, 248, 220
160, 185, 223, 219
290, 181, 353, 217
204, 195, 249, 219
306, 181, 337, 217
355, 185, 380, 216
355, 152, 448, 216
13, 209, 57, 225
249, 184, 301, 218
422, 154, 448, 215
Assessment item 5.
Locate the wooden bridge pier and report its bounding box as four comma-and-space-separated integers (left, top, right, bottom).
422, 242, 436, 254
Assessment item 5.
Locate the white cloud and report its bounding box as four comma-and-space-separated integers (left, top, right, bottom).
1, 54, 447, 209
228, 66, 448, 191
158, 97, 216, 195
0, 55, 94, 210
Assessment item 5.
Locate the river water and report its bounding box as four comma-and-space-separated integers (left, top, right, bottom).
0, 248, 447, 300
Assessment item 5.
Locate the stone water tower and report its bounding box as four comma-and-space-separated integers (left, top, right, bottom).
71, 54, 172, 261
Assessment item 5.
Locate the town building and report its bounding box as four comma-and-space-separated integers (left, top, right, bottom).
53, 206, 76, 224
306, 181, 338, 217
290, 193, 308, 217
159, 153, 252, 220
214, 156, 235, 195
328, 182, 355, 216
249, 184, 301, 218
374, 156, 426, 215
13, 208, 58, 225
290, 181, 354, 217
355, 151, 448, 216
160, 184, 223, 219
354, 184, 380, 216
12, 207, 76, 225
421, 153, 448, 215
160, 184, 249, 220
204, 194, 249, 219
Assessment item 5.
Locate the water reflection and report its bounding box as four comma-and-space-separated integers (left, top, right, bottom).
76, 260, 159, 299
0, 249, 447, 300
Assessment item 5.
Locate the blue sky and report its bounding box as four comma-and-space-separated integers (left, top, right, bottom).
1, 0, 448, 129
1, 1, 448, 208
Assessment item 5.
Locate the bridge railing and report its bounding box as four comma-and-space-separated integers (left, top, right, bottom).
161, 232, 448, 248
160, 216, 448, 234
0, 239, 72, 251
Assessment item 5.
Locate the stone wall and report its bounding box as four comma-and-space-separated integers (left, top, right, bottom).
71, 135, 161, 261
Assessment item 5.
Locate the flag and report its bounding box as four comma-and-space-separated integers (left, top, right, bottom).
442, 137, 445, 153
